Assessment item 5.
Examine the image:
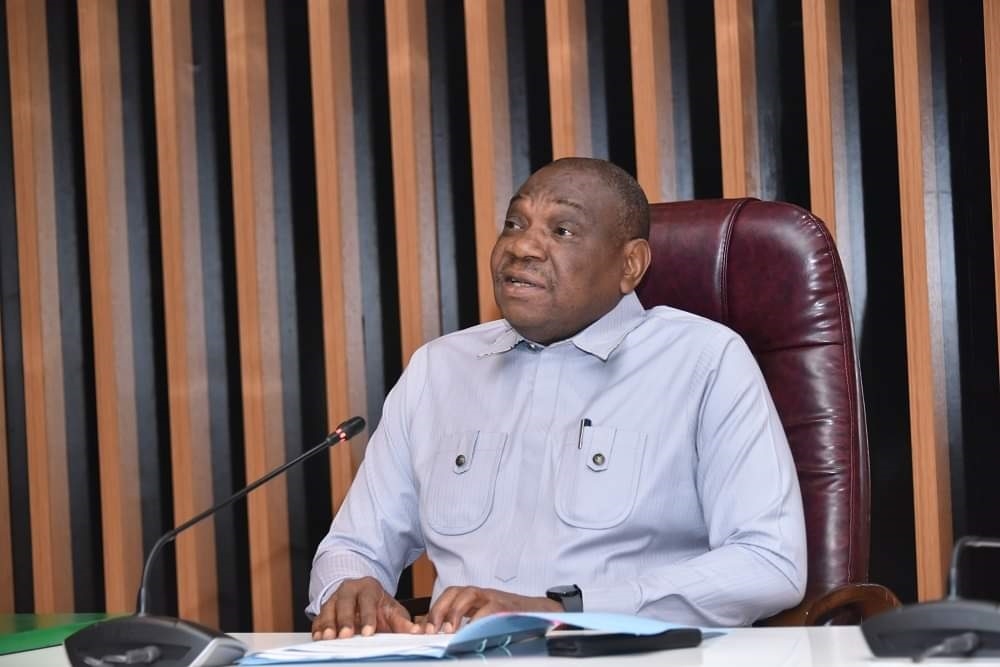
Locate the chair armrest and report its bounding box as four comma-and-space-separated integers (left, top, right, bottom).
399, 596, 431, 618
759, 583, 901, 626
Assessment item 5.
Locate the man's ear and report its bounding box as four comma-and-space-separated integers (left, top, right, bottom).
620, 238, 652, 293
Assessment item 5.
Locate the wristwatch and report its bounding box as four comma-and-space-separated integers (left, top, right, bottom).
546, 584, 584, 612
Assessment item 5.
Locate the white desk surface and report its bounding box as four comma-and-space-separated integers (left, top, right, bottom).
3, 626, 995, 666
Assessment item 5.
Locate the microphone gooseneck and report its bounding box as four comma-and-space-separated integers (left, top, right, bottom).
946, 535, 1000, 601
136, 415, 366, 615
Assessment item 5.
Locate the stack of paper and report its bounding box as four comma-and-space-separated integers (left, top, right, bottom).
239, 611, 709, 664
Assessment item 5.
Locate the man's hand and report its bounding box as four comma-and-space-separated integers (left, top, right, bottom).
311, 577, 421, 640
424, 586, 562, 633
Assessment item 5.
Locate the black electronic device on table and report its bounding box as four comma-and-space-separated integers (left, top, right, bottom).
64, 416, 366, 667
861, 536, 1000, 661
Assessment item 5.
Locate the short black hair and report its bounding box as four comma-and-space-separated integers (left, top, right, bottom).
545, 157, 650, 241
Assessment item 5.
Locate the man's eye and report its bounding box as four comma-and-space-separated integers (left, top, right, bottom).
503, 219, 521, 231
555, 226, 573, 237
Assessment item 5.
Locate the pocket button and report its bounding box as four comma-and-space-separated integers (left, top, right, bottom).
591, 452, 606, 466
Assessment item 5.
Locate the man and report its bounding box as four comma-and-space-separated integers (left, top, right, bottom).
308, 157, 806, 639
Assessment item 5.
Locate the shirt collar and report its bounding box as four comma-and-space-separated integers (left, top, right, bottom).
478, 292, 647, 361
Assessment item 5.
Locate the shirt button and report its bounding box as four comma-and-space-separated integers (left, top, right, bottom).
455, 454, 467, 467
592, 453, 605, 466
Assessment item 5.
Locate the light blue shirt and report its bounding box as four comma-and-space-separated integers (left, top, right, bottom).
308, 292, 807, 626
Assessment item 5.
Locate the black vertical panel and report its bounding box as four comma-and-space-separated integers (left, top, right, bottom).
0, 0, 33, 614
752, 0, 808, 207
117, 0, 174, 617
266, 0, 328, 632
668, 0, 694, 200
941, 0, 1000, 603
586, 0, 635, 175
46, 0, 103, 612
851, 0, 917, 604
506, 0, 552, 185
427, 0, 476, 333
680, 0, 721, 198
191, 0, 250, 632
350, 0, 398, 428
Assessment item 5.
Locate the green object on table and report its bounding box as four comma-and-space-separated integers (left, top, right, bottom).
0, 613, 115, 655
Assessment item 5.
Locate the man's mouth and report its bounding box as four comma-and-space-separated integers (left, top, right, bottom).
502, 273, 543, 289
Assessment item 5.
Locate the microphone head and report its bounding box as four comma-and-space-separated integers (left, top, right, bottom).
335, 416, 366, 441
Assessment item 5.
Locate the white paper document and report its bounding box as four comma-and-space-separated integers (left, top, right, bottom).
238, 611, 712, 664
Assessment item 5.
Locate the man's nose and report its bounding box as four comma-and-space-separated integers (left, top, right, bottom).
507, 227, 546, 260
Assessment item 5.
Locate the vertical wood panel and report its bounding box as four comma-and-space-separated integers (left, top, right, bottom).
385, 0, 440, 597
77, 0, 144, 614
714, 0, 759, 197
629, 0, 678, 203
224, 0, 292, 630
890, 0, 952, 601
150, 0, 219, 625
986, 0, 1000, 378
545, 0, 590, 158
307, 0, 369, 510
6, 0, 74, 613
0, 309, 11, 613
801, 0, 845, 243
464, 0, 509, 323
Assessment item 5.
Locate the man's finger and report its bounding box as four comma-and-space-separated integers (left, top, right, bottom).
334, 589, 359, 638
425, 586, 460, 632
356, 585, 381, 636
444, 587, 482, 630
312, 597, 339, 640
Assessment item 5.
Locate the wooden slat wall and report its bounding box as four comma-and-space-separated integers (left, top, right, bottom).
987, 0, 1000, 378
149, 0, 219, 626
628, 0, 680, 203
464, 0, 509, 323
2, 0, 996, 621
385, 0, 441, 598
6, 0, 74, 613
546, 0, 590, 158
224, 0, 292, 631
714, 0, 759, 198
307, 0, 369, 510
77, 0, 144, 614
890, 0, 952, 601
801, 0, 845, 243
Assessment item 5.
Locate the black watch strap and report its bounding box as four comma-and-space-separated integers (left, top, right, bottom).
546, 584, 583, 612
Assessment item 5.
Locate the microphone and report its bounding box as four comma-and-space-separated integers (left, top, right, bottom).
64, 416, 366, 667
861, 535, 1000, 659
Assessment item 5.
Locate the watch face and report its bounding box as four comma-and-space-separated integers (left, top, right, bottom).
548, 585, 580, 597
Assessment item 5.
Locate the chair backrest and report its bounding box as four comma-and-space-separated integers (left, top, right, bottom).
636, 198, 870, 598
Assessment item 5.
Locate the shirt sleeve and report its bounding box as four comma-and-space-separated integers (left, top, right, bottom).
584, 335, 808, 626
305, 351, 429, 619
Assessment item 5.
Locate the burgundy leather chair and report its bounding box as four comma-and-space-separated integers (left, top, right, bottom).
637, 198, 899, 625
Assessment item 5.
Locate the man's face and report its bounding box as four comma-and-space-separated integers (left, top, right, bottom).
490, 165, 643, 345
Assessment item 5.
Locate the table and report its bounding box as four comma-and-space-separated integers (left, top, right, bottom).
0, 626, 987, 665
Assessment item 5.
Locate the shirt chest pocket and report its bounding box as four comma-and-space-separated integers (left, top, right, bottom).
554, 426, 647, 529
423, 431, 508, 536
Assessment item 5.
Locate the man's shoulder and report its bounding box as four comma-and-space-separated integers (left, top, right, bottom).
419, 319, 511, 354
641, 304, 739, 340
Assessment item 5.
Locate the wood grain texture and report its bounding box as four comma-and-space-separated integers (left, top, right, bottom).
77, 0, 144, 614
801, 0, 845, 243
464, 0, 509, 323
307, 0, 369, 511
150, 0, 219, 625
890, 0, 952, 601
714, 0, 759, 197
224, 0, 292, 630
384, 0, 441, 598
545, 0, 591, 158
6, 0, 74, 613
986, 0, 1000, 381
0, 307, 11, 613
629, 0, 678, 203
385, 0, 441, 361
